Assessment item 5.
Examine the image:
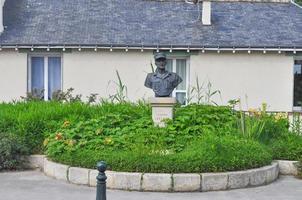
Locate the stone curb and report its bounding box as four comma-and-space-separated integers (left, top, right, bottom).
277, 160, 299, 175
28, 156, 296, 192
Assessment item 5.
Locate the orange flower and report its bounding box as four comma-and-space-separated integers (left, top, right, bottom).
55, 132, 63, 140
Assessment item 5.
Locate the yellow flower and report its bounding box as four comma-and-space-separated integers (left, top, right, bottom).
248, 108, 263, 117
43, 138, 49, 146
66, 139, 76, 147
261, 102, 267, 113
274, 113, 287, 121
95, 128, 103, 135
63, 120, 70, 127
104, 137, 113, 145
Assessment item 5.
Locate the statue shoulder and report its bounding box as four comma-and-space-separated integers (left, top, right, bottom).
146, 73, 155, 79
171, 72, 181, 78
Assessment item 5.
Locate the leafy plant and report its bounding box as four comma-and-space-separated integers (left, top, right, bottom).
269, 134, 302, 160
187, 76, 221, 105
47, 133, 272, 173
87, 93, 99, 104
52, 88, 82, 102
237, 111, 266, 140
108, 70, 128, 103
21, 88, 44, 101
291, 113, 302, 136
0, 132, 29, 171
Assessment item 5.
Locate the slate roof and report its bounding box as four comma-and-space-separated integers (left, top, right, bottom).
0, 0, 302, 48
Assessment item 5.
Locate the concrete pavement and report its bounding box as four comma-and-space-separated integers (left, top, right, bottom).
0, 170, 301, 200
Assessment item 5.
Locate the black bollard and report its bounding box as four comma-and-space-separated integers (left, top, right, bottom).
96, 161, 107, 200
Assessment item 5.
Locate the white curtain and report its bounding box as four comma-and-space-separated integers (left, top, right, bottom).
176, 59, 187, 105
176, 59, 186, 90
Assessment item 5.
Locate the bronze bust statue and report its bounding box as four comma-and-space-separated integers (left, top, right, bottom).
145, 52, 183, 97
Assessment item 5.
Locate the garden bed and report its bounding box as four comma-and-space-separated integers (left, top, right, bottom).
1, 101, 302, 175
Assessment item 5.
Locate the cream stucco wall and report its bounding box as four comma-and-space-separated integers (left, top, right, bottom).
63, 51, 154, 101
0, 50, 27, 102
0, 50, 295, 112
190, 52, 294, 111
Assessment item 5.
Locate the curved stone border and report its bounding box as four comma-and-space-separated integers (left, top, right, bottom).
27, 155, 290, 192
276, 160, 299, 176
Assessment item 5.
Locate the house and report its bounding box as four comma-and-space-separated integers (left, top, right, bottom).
0, 0, 302, 112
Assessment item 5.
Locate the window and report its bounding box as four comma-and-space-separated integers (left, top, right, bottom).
294, 60, 302, 108
166, 58, 189, 105
28, 55, 62, 100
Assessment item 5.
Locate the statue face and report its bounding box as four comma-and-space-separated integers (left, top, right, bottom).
155, 58, 167, 70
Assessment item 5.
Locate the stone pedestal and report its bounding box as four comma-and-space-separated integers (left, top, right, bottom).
149, 97, 177, 127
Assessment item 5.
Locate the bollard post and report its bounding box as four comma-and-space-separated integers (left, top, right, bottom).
96, 161, 107, 200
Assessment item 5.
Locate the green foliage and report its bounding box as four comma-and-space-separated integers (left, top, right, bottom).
44, 103, 273, 172
0, 133, 29, 171
168, 104, 237, 138
236, 112, 289, 143
108, 70, 128, 103
291, 113, 302, 136
1, 100, 301, 173
187, 77, 221, 105
47, 134, 272, 173
269, 134, 302, 160
296, 0, 302, 5
51, 88, 82, 103
0, 101, 149, 153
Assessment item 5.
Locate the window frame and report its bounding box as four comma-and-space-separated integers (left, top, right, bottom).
166, 56, 190, 105
27, 53, 63, 101
293, 57, 302, 111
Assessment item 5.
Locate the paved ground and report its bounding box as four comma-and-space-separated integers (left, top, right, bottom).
0, 170, 302, 200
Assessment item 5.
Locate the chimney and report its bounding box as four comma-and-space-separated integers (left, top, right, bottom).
202, 0, 211, 25
0, 0, 5, 33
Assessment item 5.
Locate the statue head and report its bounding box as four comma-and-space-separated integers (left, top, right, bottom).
154, 52, 167, 70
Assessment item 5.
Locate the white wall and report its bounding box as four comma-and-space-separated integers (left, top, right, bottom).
63, 50, 154, 102
190, 52, 294, 111
0, 50, 27, 102
0, 50, 294, 112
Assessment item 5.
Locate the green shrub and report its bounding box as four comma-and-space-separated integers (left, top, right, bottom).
0, 133, 29, 171
236, 109, 289, 144
46, 133, 272, 173
269, 134, 302, 160
169, 104, 237, 136
0, 101, 150, 153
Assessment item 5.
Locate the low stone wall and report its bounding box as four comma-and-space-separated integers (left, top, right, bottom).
28, 156, 289, 192
277, 160, 299, 176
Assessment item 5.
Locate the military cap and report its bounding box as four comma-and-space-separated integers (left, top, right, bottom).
154, 52, 167, 60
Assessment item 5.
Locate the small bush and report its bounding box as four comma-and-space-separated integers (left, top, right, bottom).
0, 133, 29, 171
46, 134, 272, 173
169, 104, 237, 136
269, 134, 302, 160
